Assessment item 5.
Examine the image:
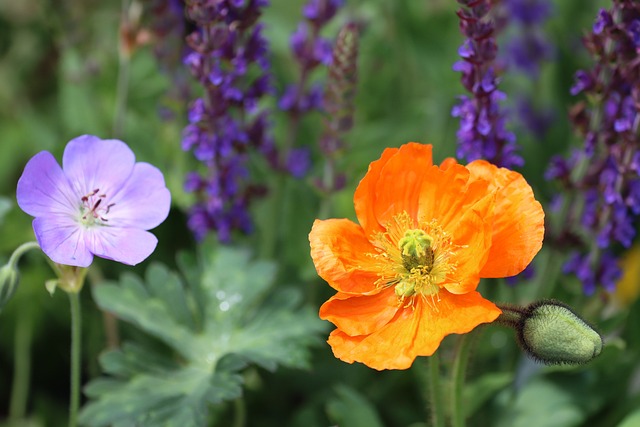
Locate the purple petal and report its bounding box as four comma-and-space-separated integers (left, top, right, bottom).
62, 135, 136, 197
90, 227, 158, 266
17, 151, 77, 218
32, 215, 94, 267
108, 163, 171, 229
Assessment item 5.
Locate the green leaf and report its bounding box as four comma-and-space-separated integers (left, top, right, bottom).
463, 372, 514, 417
80, 246, 326, 427
326, 385, 385, 427
617, 408, 640, 427
495, 377, 586, 427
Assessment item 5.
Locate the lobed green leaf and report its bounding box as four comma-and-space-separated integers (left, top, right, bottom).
80, 245, 325, 426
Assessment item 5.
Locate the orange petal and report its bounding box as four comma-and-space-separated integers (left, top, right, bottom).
327, 290, 501, 370
309, 218, 380, 294
440, 157, 458, 170
320, 288, 400, 336
353, 147, 398, 236
444, 193, 494, 294
467, 160, 545, 278
371, 143, 434, 225
416, 162, 490, 232
354, 143, 433, 235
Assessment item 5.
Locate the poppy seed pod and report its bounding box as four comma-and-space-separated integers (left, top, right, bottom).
501, 300, 603, 365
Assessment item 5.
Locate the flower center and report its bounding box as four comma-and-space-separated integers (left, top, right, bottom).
79, 189, 115, 227
369, 212, 456, 308
395, 228, 439, 298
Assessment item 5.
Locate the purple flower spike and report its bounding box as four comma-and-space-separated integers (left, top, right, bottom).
16, 135, 171, 267
549, 0, 640, 295
453, 0, 523, 169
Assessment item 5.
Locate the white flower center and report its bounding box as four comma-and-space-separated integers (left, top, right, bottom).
79, 188, 115, 227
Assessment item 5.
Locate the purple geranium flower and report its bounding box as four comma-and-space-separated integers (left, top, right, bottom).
16, 135, 171, 267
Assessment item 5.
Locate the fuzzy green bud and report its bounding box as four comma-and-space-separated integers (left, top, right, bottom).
517, 300, 602, 365
0, 263, 20, 311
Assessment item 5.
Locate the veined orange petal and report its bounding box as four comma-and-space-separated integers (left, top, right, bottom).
444, 193, 494, 294
327, 290, 501, 370
309, 218, 380, 294
371, 143, 434, 225
355, 143, 433, 235
354, 147, 399, 236
319, 288, 400, 336
467, 160, 545, 278
416, 162, 490, 232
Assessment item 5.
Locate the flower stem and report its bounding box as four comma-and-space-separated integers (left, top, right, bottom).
318, 156, 336, 220
8, 309, 32, 423
451, 334, 474, 427
68, 292, 82, 427
534, 248, 563, 300
428, 353, 445, 427
8, 241, 41, 266
232, 397, 246, 427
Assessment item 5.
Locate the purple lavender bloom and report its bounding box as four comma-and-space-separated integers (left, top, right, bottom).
500, 0, 554, 77
506, 32, 553, 76
280, 0, 341, 116
16, 135, 171, 267
593, 9, 613, 35
291, 23, 333, 68
516, 98, 554, 138
496, 0, 554, 139
286, 148, 311, 178
303, 0, 343, 25
183, 0, 273, 241
277, 0, 344, 180
570, 70, 595, 96
549, 0, 640, 294
278, 83, 324, 113
628, 20, 640, 47
563, 251, 621, 295
452, 0, 523, 168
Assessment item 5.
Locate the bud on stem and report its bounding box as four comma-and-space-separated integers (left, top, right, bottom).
497, 300, 603, 365
0, 241, 42, 311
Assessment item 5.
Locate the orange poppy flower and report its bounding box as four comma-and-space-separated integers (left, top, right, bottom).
309, 142, 544, 370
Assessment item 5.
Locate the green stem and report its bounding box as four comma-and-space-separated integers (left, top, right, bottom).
451, 334, 474, 427
317, 156, 336, 220
8, 309, 33, 422
8, 241, 41, 267
534, 249, 563, 300
232, 397, 246, 427
495, 304, 526, 327
68, 292, 82, 427
428, 353, 445, 427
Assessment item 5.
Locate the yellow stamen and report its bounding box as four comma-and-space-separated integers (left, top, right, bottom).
368, 212, 457, 309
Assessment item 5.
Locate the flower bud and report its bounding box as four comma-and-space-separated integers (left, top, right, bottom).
0, 263, 20, 311
517, 300, 602, 365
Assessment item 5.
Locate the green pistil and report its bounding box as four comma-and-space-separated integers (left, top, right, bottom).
398, 229, 434, 271
395, 280, 416, 298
